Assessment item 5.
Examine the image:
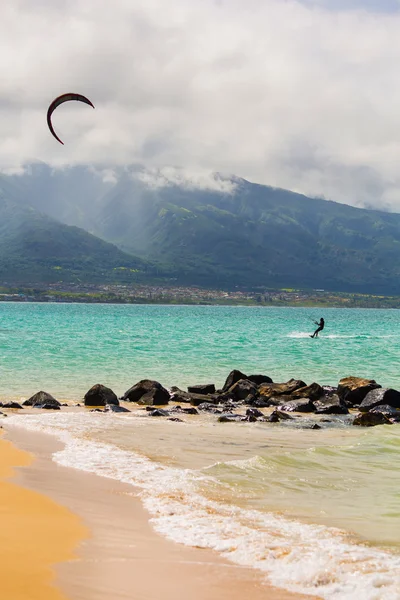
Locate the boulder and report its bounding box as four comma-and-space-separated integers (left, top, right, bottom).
228, 379, 258, 401
311, 424, 321, 430
104, 404, 131, 413
189, 393, 220, 406
218, 413, 242, 423
23, 391, 59, 407
149, 408, 170, 417
187, 384, 216, 395
291, 383, 324, 401
269, 410, 294, 422
84, 384, 119, 407
245, 397, 274, 408
2, 402, 23, 409
337, 376, 381, 407
247, 374, 273, 386
122, 380, 170, 404
353, 412, 391, 427
40, 403, 60, 410
139, 388, 170, 406
278, 398, 316, 413
359, 388, 400, 412
222, 370, 248, 392
170, 389, 192, 403
259, 379, 307, 400
171, 406, 199, 415
314, 394, 349, 415
369, 405, 400, 421
246, 408, 264, 418
241, 414, 258, 422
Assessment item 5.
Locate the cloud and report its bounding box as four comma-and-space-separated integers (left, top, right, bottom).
1, 0, 400, 210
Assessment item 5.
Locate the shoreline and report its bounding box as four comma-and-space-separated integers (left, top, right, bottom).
4, 425, 320, 600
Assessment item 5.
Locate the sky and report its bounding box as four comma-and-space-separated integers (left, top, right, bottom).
2, 0, 400, 210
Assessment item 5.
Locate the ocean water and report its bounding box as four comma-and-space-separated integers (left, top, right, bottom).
3, 303, 400, 599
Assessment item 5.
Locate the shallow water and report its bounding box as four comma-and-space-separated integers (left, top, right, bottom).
3, 303, 400, 599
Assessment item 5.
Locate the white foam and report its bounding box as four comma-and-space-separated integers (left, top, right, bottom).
5, 413, 400, 600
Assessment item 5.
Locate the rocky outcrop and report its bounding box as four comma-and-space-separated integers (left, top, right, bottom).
314, 394, 349, 415
84, 384, 119, 407
353, 412, 391, 427
359, 388, 400, 412
222, 370, 248, 392
122, 380, 170, 405
187, 384, 216, 395
278, 398, 316, 413
259, 379, 307, 400
23, 391, 60, 407
337, 376, 381, 407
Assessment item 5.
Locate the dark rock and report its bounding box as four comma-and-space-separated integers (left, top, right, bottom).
241, 415, 258, 422
337, 376, 381, 407
228, 379, 258, 401
23, 391, 59, 407
222, 370, 248, 392
259, 379, 307, 400
138, 388, 170, 406
122, 380, 170, 404
314, 394, 349, 415
149, 409, 170, 417
62, 403, 68, 407
246, 408, 264, 418
171, 406, 199, 415
168, 417, 183, 422
353, 412, 391, 427
187, 384, 216, 395
359, 388, 400, 412
170, 390, 192, 403
247, 374, 273, 386
40, 403, 61, 410
189, 393, 220, 406
84, 384, 119, 407
75, 403, 81, 407
311, 424, 321, 430
197, 403, 222, 414
291, 383, 324, 401
90, 408, 104, 413
369, 405, 400, 421
245, 397, 273, 408
2, 402, 23, 409
269, 410, 294, 422
104, 404, 131, 413
322, 386, 338, 396
218, 413, 241, 422
278, 398, 316, 413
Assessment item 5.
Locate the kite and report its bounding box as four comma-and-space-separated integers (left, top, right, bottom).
47, 93, 95, 145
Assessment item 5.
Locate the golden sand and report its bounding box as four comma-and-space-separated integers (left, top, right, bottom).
0, 433, 87, 600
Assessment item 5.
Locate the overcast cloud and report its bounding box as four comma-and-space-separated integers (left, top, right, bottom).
2, 0, 400, 209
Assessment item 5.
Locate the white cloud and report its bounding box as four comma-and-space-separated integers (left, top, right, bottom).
1, 0, 400, 209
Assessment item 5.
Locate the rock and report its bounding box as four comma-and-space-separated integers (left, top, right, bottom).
369, 405, 400, 421
104, 404, 131, 413
322, 386, 338, 396
353, 412, 391, 427
291, 383, 324, 401
241, 414, 258, 422
90, 408, 104, 413
359, 388, 400, 412
311, 424, 321, 430
170, 390, 192, 403
247, 374, 273, 386
122, 380, 170, 404
245, 397, 273, 408
269, 410, 294, 422
2, 402, 23, 409
40, 403, 61, 410
222, 370, 248, 392
180, 407, 199, 415
278, 398, 316, 413
259, 379, 307, 400
187, 384, 216, 395
314, 394, 349, 415
23, 391, 59, 407
228, 379, 258, 401
197, 403, 222, 414
218, 413, 242, 422
189, 393, 220, 407
246, 408, 264, 418
84, 384, 119, 407
168, 417, 183, 422
337, 376, 381, 407
149, 409, 169, 417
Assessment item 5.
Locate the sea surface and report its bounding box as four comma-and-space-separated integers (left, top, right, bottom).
3, 303, 400, 599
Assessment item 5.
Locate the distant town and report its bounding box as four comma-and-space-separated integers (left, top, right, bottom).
0, 282, 399, 308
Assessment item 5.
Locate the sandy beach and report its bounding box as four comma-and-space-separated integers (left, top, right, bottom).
2, 424, 319, 600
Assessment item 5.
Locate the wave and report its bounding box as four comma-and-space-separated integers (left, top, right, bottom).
5, 413, 400, 600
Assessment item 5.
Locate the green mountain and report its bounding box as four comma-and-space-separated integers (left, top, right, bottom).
0, 193, 159, 284
3, 163, 400, 293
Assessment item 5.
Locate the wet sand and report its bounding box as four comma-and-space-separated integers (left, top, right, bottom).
5, 425, 320, 600
0, 431, 86, 600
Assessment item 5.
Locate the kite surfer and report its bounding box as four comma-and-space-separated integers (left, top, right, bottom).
310, 317, 325, 338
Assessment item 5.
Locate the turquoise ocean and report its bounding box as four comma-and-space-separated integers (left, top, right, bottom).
4, 303, 400, 599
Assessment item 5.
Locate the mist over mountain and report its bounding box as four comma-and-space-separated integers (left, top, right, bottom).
2, 163, 400, 293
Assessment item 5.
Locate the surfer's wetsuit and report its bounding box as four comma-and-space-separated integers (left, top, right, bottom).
311, 318, 325, 338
